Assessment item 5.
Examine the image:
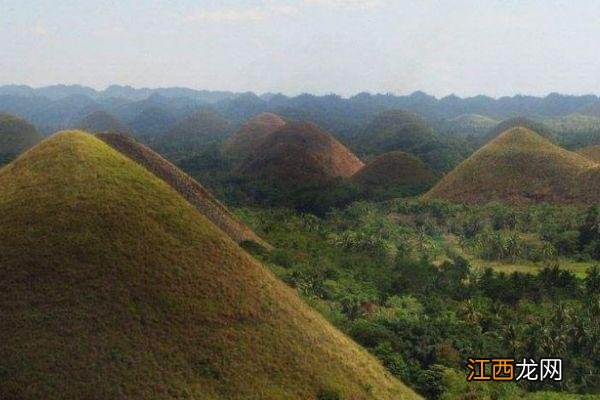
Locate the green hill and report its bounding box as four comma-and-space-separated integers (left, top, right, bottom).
238, 122, 364, 186
0, 131, 419, 400
352, 151, 437, 197
424, 127, 596, 205
222, 113, 286, 162
437, 114, 498, 138
0, 113, 42, 165
76, 110, 132, 135
358, 109, 472, 172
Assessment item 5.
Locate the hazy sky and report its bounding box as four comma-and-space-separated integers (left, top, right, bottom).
2, 0, 600, 97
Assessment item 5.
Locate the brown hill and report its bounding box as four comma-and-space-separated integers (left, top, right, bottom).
424, 127, 596, 205
0, 130, 419, 400
96, 133, 270, 249
76, 110, 132, 135
576, 145, 600, 163
222, 113, 286, 161
238, 121, 364, 186
353, 150, 437, 188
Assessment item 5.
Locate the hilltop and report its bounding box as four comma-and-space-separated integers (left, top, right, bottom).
358, 109, 472, 172
481, 117, 555, 145
0, 131, 419, 400
76, 110, 132, 135
222, 113, 286, 161
130, 107, 177, 137
424, 127, 596, 205
352, 151, 437, 197
576, 145, 600, 163
96, 133, 270, 248
238, 122, 364, 186
0, 113, 42, 165
436, 114, 498, 139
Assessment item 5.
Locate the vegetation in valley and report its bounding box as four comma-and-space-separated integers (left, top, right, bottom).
239, 200, 600, 399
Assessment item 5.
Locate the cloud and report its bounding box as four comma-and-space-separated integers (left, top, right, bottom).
185, 5, 298, 23
303, 0, 383, 11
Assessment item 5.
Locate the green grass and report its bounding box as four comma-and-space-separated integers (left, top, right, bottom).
0, 131, 419, 400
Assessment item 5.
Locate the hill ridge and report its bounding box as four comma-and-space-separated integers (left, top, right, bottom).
96, 133, 270, 248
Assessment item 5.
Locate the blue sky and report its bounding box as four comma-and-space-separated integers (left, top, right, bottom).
2, 0, 600, 97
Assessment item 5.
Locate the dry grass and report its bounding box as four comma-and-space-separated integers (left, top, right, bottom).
238, 121, 364, 186
424, 127, 598, 205
576, 145, 600, 163
0, 131, 419, 400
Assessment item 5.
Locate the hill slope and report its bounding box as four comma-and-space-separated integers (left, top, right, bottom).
0, 131, 419, 400
222, 113, 286, 161
0, 113, 42, 164
353, 151, 437, 194
424, 127, 596, 205
576, 145, 600, 163
239, 122, 364, 186
96, 133, 270, 248
76, 110, 132, 135
358, 109, 472, 172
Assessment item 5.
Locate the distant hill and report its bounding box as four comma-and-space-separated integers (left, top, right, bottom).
130, 107, 177, 137
481, 117, 555, 145
0, 113, 42, 165
76, 110, 132, 135
0, 130, 419, 400
577, 145, 600, 163
358, 109, 473, 172
424, 127, 596, 205
352, 151, 437, 197
543, 114, 600, 149
239, 122, 364, 186
222, 113, 287, 161
150, 109, 232, 160
97, 133, 270, 248
436, 114, 499, 139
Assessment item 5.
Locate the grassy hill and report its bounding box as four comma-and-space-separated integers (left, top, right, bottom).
424, 127, 596, 205
352, 150, 437, 197
436, 114, 498, 138
222, 113, 286, 162
239, 121, 364, 186
130, 107, 177, 137
0, 131, 419, 400
358, 109, 472, 172
97, 133, 270, 249
76, 110, 132, 135
577, 145, 600, 163
0, 113, 42, 165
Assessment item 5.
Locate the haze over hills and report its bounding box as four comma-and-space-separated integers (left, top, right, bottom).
222, 113, 287, 162
76, 110, 133, 135
238, 122, 364, 186
0, 113, 43, 165
424, 127, 597, 205
0, 131, 419, 400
